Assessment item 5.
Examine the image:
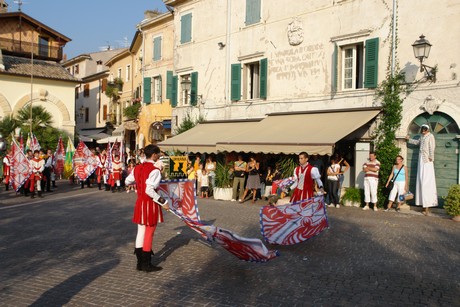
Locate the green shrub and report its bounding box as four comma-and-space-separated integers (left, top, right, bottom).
444, 184, 460, 217
214, 161, 233, 188
341, 187, 363, 204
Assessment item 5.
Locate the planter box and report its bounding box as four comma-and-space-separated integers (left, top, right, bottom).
213, 187, 232, 201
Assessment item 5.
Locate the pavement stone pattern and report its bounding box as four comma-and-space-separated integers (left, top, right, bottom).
0, 180, 459, 306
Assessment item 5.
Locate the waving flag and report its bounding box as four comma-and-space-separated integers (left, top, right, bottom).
158, 179, 278, 262
72, 140, 98, 181
19, 133, 24, 152
260, 195, 329, 245
25, 133, 40, 152
271, 177, 295, 195
64, 137, 75, 179
54, 136, 65, 177
10, 138, 32, 191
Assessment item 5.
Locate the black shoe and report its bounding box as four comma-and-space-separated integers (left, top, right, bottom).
38, 191, 44, 198
141, 251, 162, 272
134, 248, 143, 271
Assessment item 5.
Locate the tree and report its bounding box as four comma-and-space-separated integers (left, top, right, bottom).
174, 112, 205, 135
15, 105, 68, 150
0, 115, 19, 144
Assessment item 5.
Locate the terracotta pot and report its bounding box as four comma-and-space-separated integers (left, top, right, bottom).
452, 215, 460, 222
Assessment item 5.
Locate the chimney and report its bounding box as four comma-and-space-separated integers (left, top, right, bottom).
0, 0, 8, 13
96, 60, 103, 73
144, 9, 160, 19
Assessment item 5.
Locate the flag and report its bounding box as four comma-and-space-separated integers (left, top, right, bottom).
25, 133, 40, 152
260, 195, 329, 245
19, 133, 24, 152
10, 138, 32, 191
271, 176, 295, 195
158, 179, 279, 262
64, 137, 75, 179
54, 136, 65, 177
72, 140, 98, 181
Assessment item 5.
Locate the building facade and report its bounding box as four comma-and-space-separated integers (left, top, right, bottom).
161, 0, 460, 198
0, 9, 77, 138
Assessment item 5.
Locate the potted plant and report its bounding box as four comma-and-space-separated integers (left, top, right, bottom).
444, 184, 460, 222
341, 187, 363, 208
213, 161, 233, 201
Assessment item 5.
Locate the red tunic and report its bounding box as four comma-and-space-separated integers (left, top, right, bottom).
112, 160, 123, 181
3, 156, 11, 184
290, 164, 314, 203
96, 155, 107, 177
132, 162, 164, 226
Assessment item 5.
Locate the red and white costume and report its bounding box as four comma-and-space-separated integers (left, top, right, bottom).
125, 161, 164, 251
290, 163, 323, 203
30, 157, 45, 192
3, 154, 11, 186
96, 154, 108, 184
111, 158, 123, 187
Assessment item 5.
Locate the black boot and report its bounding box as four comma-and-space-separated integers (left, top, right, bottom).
5, 184, 9, 191
105, 184, 110, 191
52, 181, 57, 188
31, 192, 35, 199
81, 181, 84, 189
111, 186, 116, 193
98, 182, 102, 190
134, 248, 142, 271
38, 191, 43, 198
117, 186, 122, 193
141, 251, 162, 272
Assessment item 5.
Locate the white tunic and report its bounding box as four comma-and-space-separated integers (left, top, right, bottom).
409, 133, 438, 208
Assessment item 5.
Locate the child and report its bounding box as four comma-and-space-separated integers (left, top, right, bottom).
126, 161, 136, 193
200, 169, 209, 198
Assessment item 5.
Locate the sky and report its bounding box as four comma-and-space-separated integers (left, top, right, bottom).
7, 0, 167, 59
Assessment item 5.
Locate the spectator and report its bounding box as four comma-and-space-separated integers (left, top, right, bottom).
240, 156, 260, 203
205, 156, 216, 190
406, 124, 438, 215
200, 169, 209, 198
326, 156, 341, 208
362, 152, 380, 211
384, 155, 409, 212
232, 155, 247, 202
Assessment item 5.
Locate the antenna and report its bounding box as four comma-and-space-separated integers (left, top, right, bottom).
13, 0, 27, 11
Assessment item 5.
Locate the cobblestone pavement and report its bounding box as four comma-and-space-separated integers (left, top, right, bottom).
0, 180, 459, 306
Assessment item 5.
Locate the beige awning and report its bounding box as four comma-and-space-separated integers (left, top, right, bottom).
216, 109, 381, 155
158, 120, 261, 153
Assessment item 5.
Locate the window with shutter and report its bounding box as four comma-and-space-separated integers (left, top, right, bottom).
84, 84, 90, 97
166, 71, 173, 100
102, 78, 107, 92
181, 13, 192, 44
364, 37, 379, 88
103, 105, 107, 121
190, 72, 198, 106
171, 76, 178, 107
231, 64, 241, 101
259, 58, 267, 99
340, 43, 364, 90
143, 77, 152, 104
332, 43, 338, 93
153, 36, 162, 61
245, 0, 261, 26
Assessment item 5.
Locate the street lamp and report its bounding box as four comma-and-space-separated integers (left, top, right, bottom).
180, 76, 202, 105
412, 34, 436, 82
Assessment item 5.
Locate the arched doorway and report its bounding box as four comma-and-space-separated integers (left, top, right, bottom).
407, 112, 460, 206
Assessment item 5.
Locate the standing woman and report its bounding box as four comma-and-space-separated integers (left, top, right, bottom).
205, 156, 216, 190
385, 155, 409, 212
240, 156, 260, 203
334, 153, 350, 202
326, 157, 341, 208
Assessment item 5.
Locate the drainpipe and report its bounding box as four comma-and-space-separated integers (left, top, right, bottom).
137, 24, 145, 150
391, 0, 396, 77
225, 0, 231, 107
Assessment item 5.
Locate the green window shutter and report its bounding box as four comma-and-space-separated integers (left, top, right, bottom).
259, 58, 267, 99
166, 71, 173, 99
143, 77, 151, 104
190, 72, 198, 106
245, 0, 261, 25
171, 75, 178, 107
364, 37, 379, 88
153, 36, 162, 61
181, 13, 192, 44
230, 63, 241, 101
332, 43, 338, 93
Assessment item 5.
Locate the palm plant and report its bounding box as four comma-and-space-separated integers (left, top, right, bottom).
16, 105, 53, 133
0, 115, 19, 143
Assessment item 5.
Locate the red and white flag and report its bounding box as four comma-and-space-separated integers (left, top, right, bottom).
10, 138, 32, 191
72, 141, 98, 181
260, 195, 329, 245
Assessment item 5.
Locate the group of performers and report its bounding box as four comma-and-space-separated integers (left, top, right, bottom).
2, 148, 58, 198
91, 149, 126, 193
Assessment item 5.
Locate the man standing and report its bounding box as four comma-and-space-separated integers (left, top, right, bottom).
125, 144, 169, 272
111, 154, 123, 192
2, 149, 12, 191
407, 124, 437, 215
290, 152, 324, 202
30, 150, 45, 198
43, 149, 54, 192
362, 152, 380, 211
232, 155, 247, 202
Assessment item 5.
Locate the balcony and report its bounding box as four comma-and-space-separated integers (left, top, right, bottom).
0, 37, 64, 62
